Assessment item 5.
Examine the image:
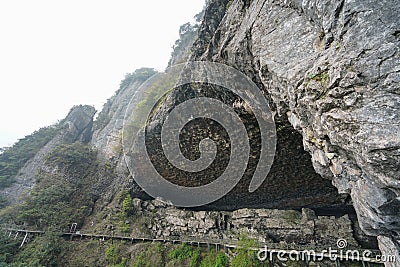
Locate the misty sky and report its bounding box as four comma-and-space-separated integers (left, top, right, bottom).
0, 0, 205, 148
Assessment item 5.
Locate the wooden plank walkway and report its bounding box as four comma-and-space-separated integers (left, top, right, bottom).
3, 228, 384, 264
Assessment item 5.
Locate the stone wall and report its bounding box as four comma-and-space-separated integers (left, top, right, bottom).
145, 0, 400, 263
129, 198, 361, 250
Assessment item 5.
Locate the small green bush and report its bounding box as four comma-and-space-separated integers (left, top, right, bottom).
169, 243, 194, 261
199, 249, 228, 267
215, 252, 229, 267
45, 142, 96, 174
189, 248, 201, 267
13, 231, 65, 267
132, 243, 164, 267
168, 243, 205, 266
119, 68, 157, 91
231, 235, 263, 267
132, 253, 147, 267
105, 244, 122, 266
121, 193, 133, 216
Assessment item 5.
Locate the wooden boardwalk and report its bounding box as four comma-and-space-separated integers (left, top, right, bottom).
3, 228, 384, 265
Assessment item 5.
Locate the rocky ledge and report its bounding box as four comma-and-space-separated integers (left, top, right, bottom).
98, 198, 378, 252
144, 0, 400, 264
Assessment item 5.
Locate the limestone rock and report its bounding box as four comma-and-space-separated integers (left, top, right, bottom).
377, 235, 400, 267
0, 105, 96, 204
147, 0, 399, 257
132, 199, 361, 249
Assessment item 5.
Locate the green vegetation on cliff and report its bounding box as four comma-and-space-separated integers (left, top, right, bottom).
0, 125, 60, 191
1, 142, 97, 230
230, 235, 262, 267
45, 142, 97, 175
94, 67, 158, 131
118, 68, 157, 93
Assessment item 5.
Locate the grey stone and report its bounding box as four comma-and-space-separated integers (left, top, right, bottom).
0, 105, 96, 204
377, 236, 400, 267
161, 0, 399, 257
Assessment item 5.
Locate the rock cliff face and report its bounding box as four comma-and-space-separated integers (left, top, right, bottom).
146, 1, 348, 209
145, 0, 399, 264
92, 80, 145, 162
90, 72, 158, 203
0, 105, 96, 204
1, 0, 398, 264
120, 198, 361, 248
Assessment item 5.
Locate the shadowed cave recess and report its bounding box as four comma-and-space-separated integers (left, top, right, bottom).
2, 0, 399, 264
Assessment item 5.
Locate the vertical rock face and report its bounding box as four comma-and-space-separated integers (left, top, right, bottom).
90, 76, 157, 202
92, 81, 142, 162
1, 0, 397, 262
62, 105, 96, 143
130, 198, 360, 249
144, 0, 349, 210
148, 0, 400, 261
0, 105, 96, 204
90, 80, 142, 201
378, 236, 400, 267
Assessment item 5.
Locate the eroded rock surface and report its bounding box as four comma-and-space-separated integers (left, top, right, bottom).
147, 0, 400, 262
0, 105, 96, 204
92, 81, 142, 162
120, 198, 362, 250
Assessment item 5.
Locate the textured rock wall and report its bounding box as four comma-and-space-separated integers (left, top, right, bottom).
145, 1, 350, 210
123, 198, 361, 250
149, 0, 400, 263
0, 105, 96, 204
90, 80, 153, 206
92, 81, 141, 161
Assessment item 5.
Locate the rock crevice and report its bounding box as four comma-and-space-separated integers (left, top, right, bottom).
150, 0, 400, 262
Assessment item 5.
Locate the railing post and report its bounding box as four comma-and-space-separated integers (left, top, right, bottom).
20, 232, 28, 247
70, 223, 77, 233
305, 255, 309, 267
271, 253, 275, 267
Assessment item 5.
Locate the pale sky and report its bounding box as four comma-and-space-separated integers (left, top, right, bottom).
0, 0, 205, 148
